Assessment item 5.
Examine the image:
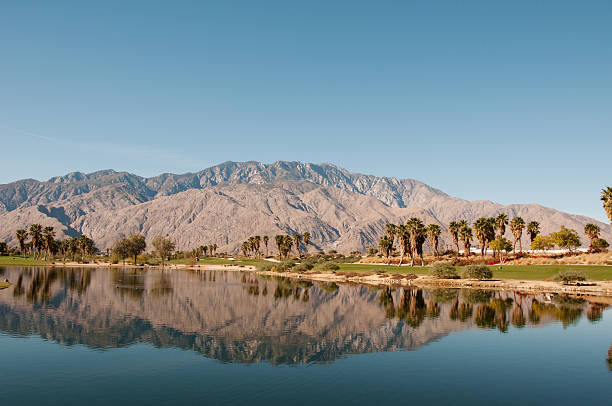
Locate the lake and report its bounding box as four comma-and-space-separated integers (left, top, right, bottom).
0, 266, 611, 405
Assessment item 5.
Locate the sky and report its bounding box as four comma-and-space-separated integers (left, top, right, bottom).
0, 1, 610, 221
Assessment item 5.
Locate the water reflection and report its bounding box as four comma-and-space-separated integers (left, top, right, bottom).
0, 266, 609, 365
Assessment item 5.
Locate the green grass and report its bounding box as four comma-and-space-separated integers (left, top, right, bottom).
0, 281, 10, 289
0, 256, 52, 266
337, 263, 612, 281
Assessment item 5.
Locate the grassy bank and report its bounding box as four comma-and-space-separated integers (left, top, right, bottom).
0, 281, 10, 289
337, 263, 612, 281
0, 256, 52, 266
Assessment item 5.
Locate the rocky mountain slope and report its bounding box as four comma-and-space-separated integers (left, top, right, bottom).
0, 161, 609, 252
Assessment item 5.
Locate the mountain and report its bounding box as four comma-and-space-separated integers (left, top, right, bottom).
0, 161, 609, 252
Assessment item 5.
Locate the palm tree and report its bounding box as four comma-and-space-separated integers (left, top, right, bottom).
406, 217, 426, 266
254, 235, 261, 257
379, 235, 393, 265
427, 224, 441, 257
527, 221, 540, 244
584, 223, 601, 250
241, 241, 249, 257
15, 229, 28, 257
293, 234, 302, 255
29, 224, 43, 259
602, 187, 612, 231
302, 232, 311, 254
395, 224, 410, 266
42, 226, 55, 260
510, 217, 525, 253
263, 236, 269, 256
448, 221, 461, 255
495, 213, 508, 238
473, 218, 488, 256
275, 235, 284, 258
459, 224, 473, 257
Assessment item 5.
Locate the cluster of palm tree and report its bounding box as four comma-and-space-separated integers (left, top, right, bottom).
379, 219, 441, 266
195, 244, 218, 257
271, 232, 310, 259
241, 236, 262, 257
382, 214, 542, 263
15, 224, 96, 261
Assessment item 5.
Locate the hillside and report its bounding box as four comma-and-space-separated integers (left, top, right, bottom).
0, 161, 609, 252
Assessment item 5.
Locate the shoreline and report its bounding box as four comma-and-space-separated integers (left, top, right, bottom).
3, 261, 612, 298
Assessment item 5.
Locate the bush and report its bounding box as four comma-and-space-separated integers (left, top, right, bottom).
431, 262, 459, 279
315, 261, 340, 271
554, 270, 587, 284
293, 263, 313, 273
276, 260, 296, 272
256, 263, 275, 272
462, 265, 493, 280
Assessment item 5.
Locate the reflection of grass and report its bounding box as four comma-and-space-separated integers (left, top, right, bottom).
0, 281, 10, 289
336, 263, 612, 281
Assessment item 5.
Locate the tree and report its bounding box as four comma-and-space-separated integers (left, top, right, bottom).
15, 229, 28, 257
406, 217, 426, 266
489, 237, 513, 262
293, 234, 302, 256
0, 242, 7, 256
42, 226, 55, 260
427, 224, 441, 257
531, 235, 554, 252
275, 235, 284, 258
495, 213, 508, 238
379, 235, 393, 265
263, 236, 269, 256
241, 241, 249, 257
395, 224, 410, 266
29, 224, 43, 259
591, 238, 609, 253
302, 232, 311, 254
112, 238, 130, 264
602, 187, 612, 231
551, 226, 581, 252
527, 221, 540, 244
448, 221, 461, 255
474, 218, 488, 256
282, 235, 293, 258
459, 224, 473, 257
125, 234, 146, 265
584, 223, 601, 251
509, 217, 525, 253
152, 235, 175, 266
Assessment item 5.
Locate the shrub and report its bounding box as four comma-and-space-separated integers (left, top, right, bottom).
431, 262, 459, 279
256, 263, 275, 272
462, 265, 493, 280
275, 260, 296, 272
315, 261, 340, 271
554, 270, 587, 284
293, 263, 313, 273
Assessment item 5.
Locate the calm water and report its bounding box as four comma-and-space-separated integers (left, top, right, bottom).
0, 266, 611, 405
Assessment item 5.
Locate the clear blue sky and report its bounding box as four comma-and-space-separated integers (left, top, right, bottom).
1, 1, 610, 221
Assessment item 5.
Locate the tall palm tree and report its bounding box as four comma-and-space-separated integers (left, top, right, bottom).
241, 241, 249, 257
584, 223, 601, 250
602, 187, 612, 231
527, 221, 540, 244
427, 224, 441, 257
386, 223, 396, 246
275, 235, 284, 258
495, 213, 508, 238
42, 226, 55, 260
15, 229, 28, 257
379, 235, 393, 265
406, 217, 426, 266
448, 221, 461, 255
29, 224, 43, 259
509, 217, 525, 253
395, 224, 410, 266
263, 236, 269, 256
302, 232, 311, 254
293, 234, 302, 255
459, 224, 473, 257
473, 218, 488, 256
484, 217, 496, 255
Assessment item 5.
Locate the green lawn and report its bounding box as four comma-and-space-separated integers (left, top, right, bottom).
337, 263, 612, 281
0, 256, 52, 266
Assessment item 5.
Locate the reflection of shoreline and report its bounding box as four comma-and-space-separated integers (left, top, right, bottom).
4, 263, 612, 298
0, 267, 608, 365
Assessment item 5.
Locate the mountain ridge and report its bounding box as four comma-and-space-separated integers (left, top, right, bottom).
0, 161, 609, 252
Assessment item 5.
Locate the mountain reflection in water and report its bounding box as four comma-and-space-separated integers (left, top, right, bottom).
0, 266, 608, 365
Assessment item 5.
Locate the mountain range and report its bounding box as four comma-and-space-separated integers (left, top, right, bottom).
0, 161, 609, 253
